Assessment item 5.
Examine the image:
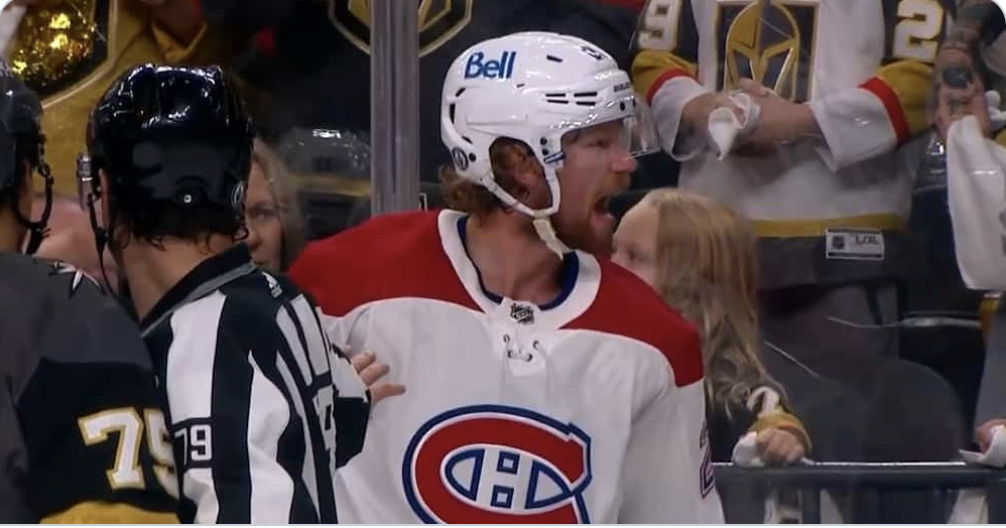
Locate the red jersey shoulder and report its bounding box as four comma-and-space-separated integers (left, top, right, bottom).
289, 210, 477, 317
565, 256, 704, 387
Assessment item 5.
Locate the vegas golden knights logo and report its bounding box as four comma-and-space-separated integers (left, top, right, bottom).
715, 0, 818, 103
9, 0, 112, 98
330, 0, 473, 58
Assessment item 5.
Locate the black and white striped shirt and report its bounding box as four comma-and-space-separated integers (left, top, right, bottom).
141, 245, 368, 524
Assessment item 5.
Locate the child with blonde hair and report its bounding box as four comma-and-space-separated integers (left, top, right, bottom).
614, 188, 810, 464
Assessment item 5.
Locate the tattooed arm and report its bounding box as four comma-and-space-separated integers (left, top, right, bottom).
930, 0, 1006, 140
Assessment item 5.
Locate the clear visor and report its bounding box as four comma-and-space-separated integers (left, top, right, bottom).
552, 95, 660, 159
622, 97, 660, 158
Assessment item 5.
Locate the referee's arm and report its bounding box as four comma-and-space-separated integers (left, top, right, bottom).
163, 293, 317, 524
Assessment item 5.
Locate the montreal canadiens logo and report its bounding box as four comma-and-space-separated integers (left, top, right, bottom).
402, 405, 593, 523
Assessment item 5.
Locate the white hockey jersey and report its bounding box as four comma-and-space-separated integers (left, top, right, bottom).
289, 209, 724, 524
633, 0, 944, 222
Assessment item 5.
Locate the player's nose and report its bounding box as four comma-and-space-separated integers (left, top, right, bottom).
612, 150, 637, 174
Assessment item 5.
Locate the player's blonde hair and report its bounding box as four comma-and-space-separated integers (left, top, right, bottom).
642, 189, 784, 416
440, 138, 540, 216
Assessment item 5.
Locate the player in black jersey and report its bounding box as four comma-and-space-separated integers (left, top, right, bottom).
0, 63, 179, 523
78, 64, 370, 523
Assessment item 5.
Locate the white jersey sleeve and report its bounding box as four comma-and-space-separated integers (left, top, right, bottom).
618, 377, 723, 523
947, 116, 1006, 290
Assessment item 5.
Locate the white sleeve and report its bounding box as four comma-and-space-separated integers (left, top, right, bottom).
650, 76, 711, 161
809, 86, 900, 171
947, 116, 1006, 290
618, 378, 724, 523
318, 307, 369, 358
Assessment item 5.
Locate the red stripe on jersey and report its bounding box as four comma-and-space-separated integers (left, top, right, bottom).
190, 0, 201, 16
564, 258, 704, 387
646, 68, 693, 105
289, 211, 479, 317
860, 77, 910, 145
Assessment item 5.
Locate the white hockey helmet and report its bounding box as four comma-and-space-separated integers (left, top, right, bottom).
441, 31, 657, 254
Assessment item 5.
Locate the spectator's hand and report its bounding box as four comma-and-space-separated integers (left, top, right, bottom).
976, 418, 1006, 452
681, 91, 744, 141
756, 427, 805, 465
735, 78, 820, 155
931, 48, 991, 141
351, 350, 405, 406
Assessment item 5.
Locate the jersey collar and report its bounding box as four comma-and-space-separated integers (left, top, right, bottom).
438, 209, 599, 328
140, 244, 257, 334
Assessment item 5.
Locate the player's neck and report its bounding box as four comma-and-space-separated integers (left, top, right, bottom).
0, 207, 24, 253
122, 234, 235, 322
465, 211, 564, 305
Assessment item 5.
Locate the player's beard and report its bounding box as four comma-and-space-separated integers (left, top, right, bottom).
550, 213, 614, 257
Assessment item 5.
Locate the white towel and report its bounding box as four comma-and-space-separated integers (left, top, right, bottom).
707, 91, 761, 160
948, 426, 1006, 524
986, 91, 1006, 133
960, 425, 1006, 468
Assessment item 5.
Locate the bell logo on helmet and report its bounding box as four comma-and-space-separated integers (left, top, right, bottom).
464, 50, 517, 80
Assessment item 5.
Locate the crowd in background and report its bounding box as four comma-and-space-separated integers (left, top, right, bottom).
5, 0, 1006, 523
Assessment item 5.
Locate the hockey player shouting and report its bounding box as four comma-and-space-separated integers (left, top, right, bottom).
291, 32, 724, 524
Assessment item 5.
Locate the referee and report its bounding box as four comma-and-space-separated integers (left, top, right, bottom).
78, 64, 370, 523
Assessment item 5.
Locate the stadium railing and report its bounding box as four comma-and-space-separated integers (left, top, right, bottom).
714, 462, 1006, 523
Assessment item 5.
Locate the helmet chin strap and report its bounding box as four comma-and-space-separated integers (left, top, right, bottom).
532, 216, 571, 258
83, 188, 121, 298
16, 159, 53, 255
481, 161, 571, 258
